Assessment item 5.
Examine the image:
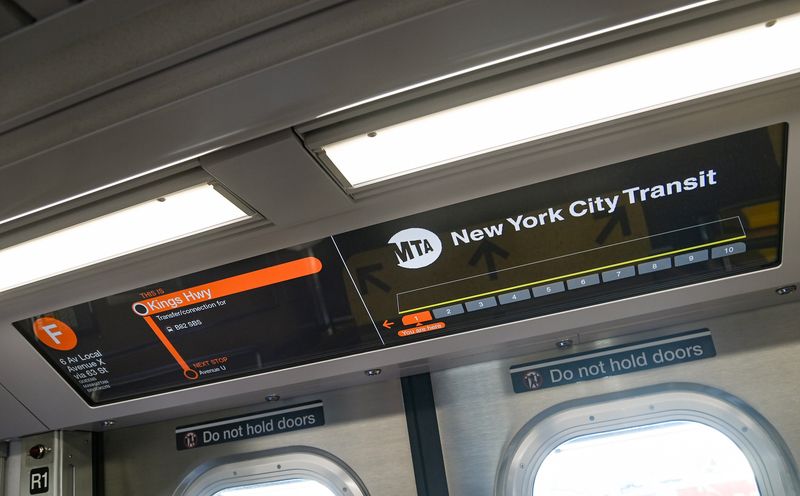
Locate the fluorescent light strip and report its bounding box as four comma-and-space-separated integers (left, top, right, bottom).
323, 13, 800, 188
0, 184, 249, 293
316, 0, 722, 118
0, 148, 221, 228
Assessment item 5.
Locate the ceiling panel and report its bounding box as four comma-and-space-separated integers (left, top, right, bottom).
202, 131, 354, 227
15, 0, 74, 20
0, 0, 754, 226
0, 0, 347, 133
0, 1, 32, 38
0, 383, 46, 439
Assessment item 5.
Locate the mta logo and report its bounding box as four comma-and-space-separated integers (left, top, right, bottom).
389, 228, 442, 269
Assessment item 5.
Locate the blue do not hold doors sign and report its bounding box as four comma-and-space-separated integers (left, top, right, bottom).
510, 329, 716, 393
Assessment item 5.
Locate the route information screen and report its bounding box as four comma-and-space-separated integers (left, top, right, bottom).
14, 124, 786, 404
14, 241, 384, 404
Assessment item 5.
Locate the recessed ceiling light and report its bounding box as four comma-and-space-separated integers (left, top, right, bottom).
0, 183, 250, 293
315, 0, 722, 119
0, 149, 221, 228
318, 13, 800, 188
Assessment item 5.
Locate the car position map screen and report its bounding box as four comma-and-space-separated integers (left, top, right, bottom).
14, 124, 786, 404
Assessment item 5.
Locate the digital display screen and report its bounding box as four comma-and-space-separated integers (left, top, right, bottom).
14, 124, 786, 404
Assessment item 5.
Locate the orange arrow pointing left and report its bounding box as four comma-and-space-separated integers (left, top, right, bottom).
382, 320, 395, 329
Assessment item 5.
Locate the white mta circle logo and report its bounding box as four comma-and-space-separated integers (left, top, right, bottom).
389, 228, 443, 269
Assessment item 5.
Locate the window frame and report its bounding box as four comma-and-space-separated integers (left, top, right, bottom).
172, 446, 369, 496
495, 383, 800, 496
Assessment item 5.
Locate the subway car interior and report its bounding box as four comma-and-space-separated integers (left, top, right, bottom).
2, 0, 800, 495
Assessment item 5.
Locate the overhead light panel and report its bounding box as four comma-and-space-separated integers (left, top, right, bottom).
0, 149, 221, 228
318, 13, 800, 188
315, 0, 722, 118
0, 183, 250, 293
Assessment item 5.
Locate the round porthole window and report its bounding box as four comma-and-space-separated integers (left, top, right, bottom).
496, 384, 800, 496
174, 447, 368, 496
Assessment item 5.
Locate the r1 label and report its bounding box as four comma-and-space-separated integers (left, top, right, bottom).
30, 467, 49, 494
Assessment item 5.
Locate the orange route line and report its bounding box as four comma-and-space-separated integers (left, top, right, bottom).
137, 257, 324, 381
143, 315, 197, 379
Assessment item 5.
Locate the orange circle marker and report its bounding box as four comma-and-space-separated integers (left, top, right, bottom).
184, 369, 199, 380
33, 317, 78, 351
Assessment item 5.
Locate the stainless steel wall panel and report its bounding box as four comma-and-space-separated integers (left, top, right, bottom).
432, 302, 800, 495
103, 380, 416, 496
